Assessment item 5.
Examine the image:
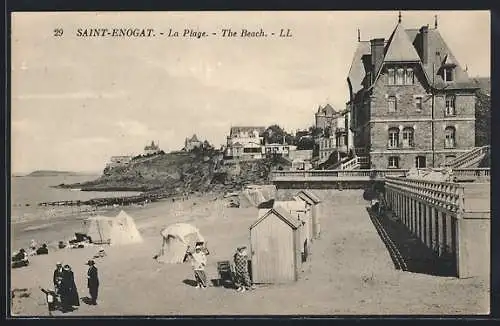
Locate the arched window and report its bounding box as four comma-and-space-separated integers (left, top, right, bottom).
402, 127, 415, 148
445, 95, 456, 116
445, 126, 456, 148
388, 128, 400, 148
388, 96, 397, 112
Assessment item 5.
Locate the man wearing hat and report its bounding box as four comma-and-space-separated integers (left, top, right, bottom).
53, 262, 64, 294
233, 246, 254, 292
86, 260, 99, 305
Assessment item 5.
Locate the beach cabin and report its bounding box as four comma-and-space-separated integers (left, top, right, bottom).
249, 206, 302, 284
295, 190, 322, 240
273, 200, 310, 262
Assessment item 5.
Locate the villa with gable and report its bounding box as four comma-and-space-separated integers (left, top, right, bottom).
347, 14, 479, 169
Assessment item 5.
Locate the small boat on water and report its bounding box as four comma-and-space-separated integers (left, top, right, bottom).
70, 188, 82, 191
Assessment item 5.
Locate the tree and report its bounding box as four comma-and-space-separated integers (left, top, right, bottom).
264, 124, 294, 144
296, 136, 315, 150
308, 126, 324, 139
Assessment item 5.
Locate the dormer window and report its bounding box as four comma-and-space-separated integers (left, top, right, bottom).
443, 67, 454, 82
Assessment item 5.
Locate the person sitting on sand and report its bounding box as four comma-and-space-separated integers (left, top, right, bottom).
12, 248, 27, 262
36, 244, 49, 255
233, 246, 254, 293
187, 244, 208, 289
30, 239, 37, 251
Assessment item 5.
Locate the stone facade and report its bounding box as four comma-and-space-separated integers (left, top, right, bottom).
347, 21, 478, 169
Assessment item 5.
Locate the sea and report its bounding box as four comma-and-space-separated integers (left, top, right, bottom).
10, 175, 141, 224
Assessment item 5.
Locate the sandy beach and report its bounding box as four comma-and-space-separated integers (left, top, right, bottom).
10, 190, 489, 316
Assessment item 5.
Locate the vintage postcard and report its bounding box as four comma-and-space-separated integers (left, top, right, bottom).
9, 10, 490, 316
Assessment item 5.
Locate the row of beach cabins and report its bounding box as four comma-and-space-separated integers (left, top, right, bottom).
249, 190, 322, 284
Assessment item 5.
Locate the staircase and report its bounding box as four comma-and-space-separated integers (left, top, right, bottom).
339, 156, 370, 170
442, 146, 490, 168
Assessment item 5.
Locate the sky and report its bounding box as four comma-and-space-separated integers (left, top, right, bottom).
11, 11, 490, 173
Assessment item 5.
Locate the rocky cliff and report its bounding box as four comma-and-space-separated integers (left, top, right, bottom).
56, 150, 290, 197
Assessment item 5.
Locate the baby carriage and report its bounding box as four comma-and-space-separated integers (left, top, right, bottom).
40, 287, 60, 315
216, 260, 235, 288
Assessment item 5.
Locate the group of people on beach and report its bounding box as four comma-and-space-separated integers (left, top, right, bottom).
184, 243, 255, 292
12, 240, 50, 268
44, 259, 100, 313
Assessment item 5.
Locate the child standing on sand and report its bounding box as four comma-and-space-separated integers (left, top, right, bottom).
188, 244, 208, 289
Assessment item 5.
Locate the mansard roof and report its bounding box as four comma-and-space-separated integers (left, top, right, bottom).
347, 21, 477, 98
230, 126, 266, 135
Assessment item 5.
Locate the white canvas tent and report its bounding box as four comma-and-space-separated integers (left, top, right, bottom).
110, 210, 143, 245
157, 223, 204, 264
240, 185, 277, 207
84, 216, 114, 245
83, 210, 143, 246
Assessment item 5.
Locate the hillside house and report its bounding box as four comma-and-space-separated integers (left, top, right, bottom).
263, 143, 297, 158
226, 126, 266, 159
144, 141, 161, 156
184, 134, 202, 151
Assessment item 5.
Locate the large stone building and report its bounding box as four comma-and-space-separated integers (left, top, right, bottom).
347, 14, 478, 169
315, 104, 338, 130
313, 107, 351, 165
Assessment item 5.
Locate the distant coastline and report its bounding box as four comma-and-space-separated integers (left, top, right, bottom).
24, 170, 99, 177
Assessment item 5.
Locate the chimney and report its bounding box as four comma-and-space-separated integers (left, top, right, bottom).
420, 25, 429, 64
370, 38, 385, 77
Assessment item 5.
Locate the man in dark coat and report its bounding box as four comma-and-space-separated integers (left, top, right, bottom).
86, 260, 99, 305
53, 262, 64, 293
61, 265, 80, 311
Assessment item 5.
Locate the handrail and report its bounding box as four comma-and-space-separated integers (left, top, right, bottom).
340, 157, 359, 170
452, 168, 490, 177
271, 169, 408, 179
270, 168, 490, 180
443, 146, 490, 168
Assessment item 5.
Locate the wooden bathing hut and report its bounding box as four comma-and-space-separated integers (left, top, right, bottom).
273, 200, 310, 262
249, 206, 302, 284
294, 190, 322, 240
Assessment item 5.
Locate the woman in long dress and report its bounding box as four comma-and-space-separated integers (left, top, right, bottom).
61, 265, 80, 311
